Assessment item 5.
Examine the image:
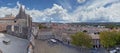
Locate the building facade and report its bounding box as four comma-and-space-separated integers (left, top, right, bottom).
0, 15, 15, 32
0, 5, 32, 39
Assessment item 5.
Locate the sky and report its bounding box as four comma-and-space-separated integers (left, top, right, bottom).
0, 0, 120, 22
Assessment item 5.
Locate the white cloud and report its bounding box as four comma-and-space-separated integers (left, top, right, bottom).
77, 0, 86, 3
17, 1, 20, 7
0, 7, 18, 17
0, 2, 72, 22
58, 0, 72, 10
73, 0, 120, 22
27, 4, 73, 22
0, 0, 120, 22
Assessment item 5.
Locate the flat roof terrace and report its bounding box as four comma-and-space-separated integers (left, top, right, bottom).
34, 39, 91, 53
0, 33, 29, 53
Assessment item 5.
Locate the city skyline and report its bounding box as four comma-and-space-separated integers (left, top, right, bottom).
0, 0, 120, 22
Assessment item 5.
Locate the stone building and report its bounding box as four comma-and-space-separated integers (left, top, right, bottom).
0, 5, 32, 39
0, 15, 15, 32
89, 33, 100, 48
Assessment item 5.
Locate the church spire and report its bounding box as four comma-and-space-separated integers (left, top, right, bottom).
16, 4, 27, 19
19, 5, 25, 14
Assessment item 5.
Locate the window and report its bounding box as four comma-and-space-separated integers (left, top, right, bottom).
11, 25, 14, 31
19, 27, 22, 33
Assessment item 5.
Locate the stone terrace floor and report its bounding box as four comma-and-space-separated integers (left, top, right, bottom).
0, 33, 29, 53
34, 39, 92, 53
34, 39, 109, 53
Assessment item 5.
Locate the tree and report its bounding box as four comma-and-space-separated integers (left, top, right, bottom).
105, 24, 120, 29
100, 31, 120, 48
71, 32, 92, 48
38, 24, 47, 29
83, 30, 87, 33
115, 31, 120, 45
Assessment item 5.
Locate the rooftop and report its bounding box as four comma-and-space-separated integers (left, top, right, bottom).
0, 15, 15, 20
34, 39, 90, 53
0, 33, 29, 53
89, 33, 100, 39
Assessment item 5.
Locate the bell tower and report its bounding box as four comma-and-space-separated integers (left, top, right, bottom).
16, 5, 27, 19
18, 5, 25, 16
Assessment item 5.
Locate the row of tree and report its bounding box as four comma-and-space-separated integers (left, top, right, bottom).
71, 32, 92, 48
70, 31, 120, 48
100, 31, 120, 48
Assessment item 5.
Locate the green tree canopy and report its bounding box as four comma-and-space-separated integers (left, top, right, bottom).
71, 32, 92, 48
38, 24, 47, 29
100, 31, 120, 48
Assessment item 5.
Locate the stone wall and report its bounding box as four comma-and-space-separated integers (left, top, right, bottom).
0, 20, 14, 32
27, 35, 35, 53
7, 25, 29, 39
27, 26, 38, 53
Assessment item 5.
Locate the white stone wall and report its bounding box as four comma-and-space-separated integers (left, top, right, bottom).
27, 34, 35, 53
